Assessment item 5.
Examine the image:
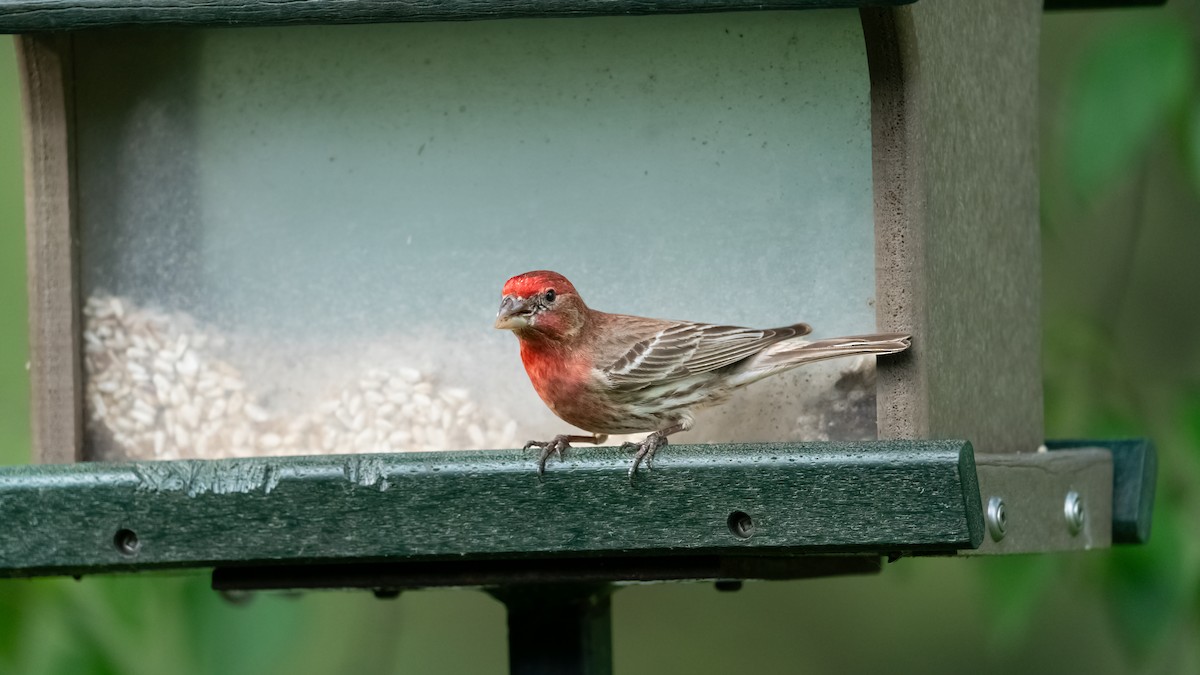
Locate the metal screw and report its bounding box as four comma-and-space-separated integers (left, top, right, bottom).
219, 590, 255, 606
986, 497, 1007, 542
1064, 491, 1084, 536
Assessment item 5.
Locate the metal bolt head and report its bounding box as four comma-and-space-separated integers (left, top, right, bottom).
1064, 491, 1084, 536
219, 589, 255, 606
986, 497, 1007, 542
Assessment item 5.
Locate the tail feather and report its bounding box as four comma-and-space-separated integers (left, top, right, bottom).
746, 332, 911, 375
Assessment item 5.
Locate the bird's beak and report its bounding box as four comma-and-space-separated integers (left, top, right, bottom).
495, 295, 532, 330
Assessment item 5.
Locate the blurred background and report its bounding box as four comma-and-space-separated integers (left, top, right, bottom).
1, 3, 1198, 673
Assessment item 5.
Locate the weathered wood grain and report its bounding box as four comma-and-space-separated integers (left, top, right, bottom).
15, 34, 82, 465
0, 0, 914, 32
0, 441, 982, 578
863, 2, 1044, 455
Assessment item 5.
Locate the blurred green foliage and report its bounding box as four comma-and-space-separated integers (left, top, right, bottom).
2, 4, 1199, 673
1039, 3, 1200, 670
1063, 18, 1194, 200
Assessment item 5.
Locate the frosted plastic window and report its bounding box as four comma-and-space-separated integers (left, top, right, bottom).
75, 11, 877, 460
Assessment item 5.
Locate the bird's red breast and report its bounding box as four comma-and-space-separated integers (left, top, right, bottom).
518, 335, 596, 422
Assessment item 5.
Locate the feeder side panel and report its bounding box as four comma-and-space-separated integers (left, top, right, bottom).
16, 34, 82, 464
865, 1, 1043, 455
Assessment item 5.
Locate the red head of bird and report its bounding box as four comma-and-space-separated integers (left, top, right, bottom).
495, 270, 588, 342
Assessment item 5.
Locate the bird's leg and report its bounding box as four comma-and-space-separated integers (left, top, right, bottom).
524, 433, 608, 477
622, 421, 690, 480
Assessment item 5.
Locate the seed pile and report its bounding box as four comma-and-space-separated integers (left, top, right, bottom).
83, 293, 519, 461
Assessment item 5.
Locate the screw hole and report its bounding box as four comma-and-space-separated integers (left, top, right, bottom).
727, 511, 755, 539
113, 529, 140, 556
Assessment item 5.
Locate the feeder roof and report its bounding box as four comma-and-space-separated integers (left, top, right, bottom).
0, 0, 915, 33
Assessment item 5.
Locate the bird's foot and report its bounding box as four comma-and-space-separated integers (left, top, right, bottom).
524, 435, 575, 477
622, 432, 669, 480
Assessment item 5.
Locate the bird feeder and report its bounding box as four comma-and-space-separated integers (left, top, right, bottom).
0, 0, 1158, 671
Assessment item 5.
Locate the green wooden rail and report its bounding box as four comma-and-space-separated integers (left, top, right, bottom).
0, 440, 982, 579
0, 0, 1157, 33
0, 0, 915, 32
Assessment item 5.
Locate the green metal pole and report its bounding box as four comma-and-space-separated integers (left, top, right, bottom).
490, 584, 613, 675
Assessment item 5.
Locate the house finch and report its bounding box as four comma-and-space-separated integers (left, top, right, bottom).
495, 270, 911, 479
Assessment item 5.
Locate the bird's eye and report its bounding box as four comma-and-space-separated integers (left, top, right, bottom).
544, 289, 557, 303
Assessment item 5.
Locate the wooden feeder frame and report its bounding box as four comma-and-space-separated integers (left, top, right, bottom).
0, 0, 1160, 673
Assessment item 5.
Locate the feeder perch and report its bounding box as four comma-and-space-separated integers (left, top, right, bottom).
0, 0, 1158, 673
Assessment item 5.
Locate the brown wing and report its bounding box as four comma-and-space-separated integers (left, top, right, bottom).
598, 317, 811, 390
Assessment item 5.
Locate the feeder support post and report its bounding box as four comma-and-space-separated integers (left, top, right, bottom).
489, 584, 613, 675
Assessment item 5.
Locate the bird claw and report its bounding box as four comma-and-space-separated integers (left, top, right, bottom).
623, 433, 668, 481
524, 435, 574, 477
